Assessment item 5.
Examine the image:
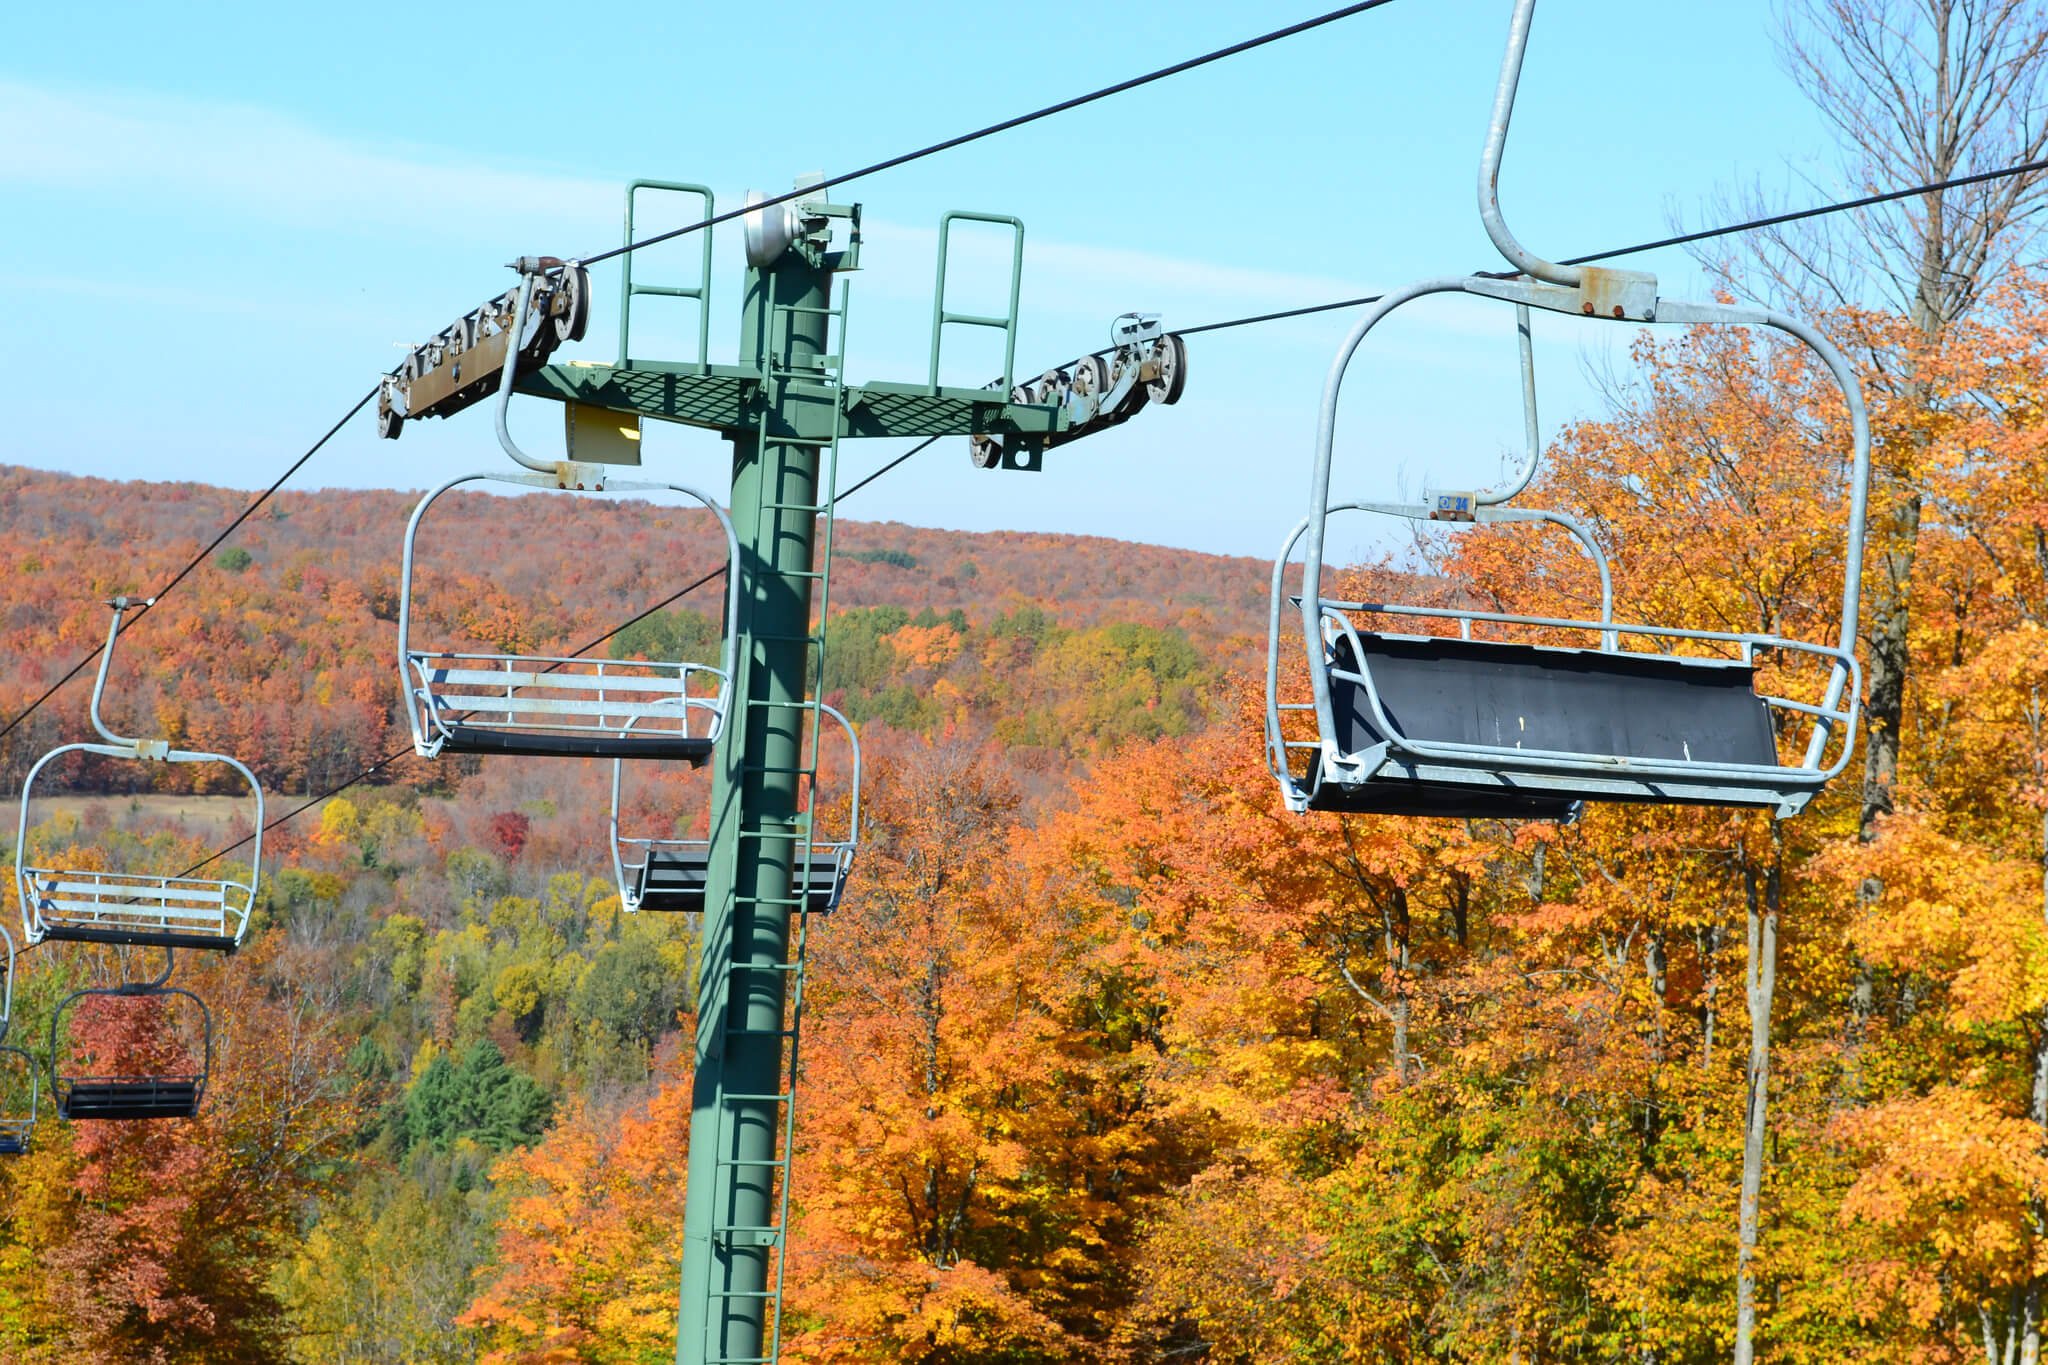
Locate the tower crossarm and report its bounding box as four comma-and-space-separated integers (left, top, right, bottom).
515, 362, 1070, 443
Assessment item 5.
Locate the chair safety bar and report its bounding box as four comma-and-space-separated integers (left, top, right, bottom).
0, 923, 14, 1044
396, 470, 743, 761
610, 704, 863, 914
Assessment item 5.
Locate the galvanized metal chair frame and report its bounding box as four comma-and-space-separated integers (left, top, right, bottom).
48, 951, 212, 1122
0, 1044, 38, 1153
0, 925, 33, 1153
609, 703, 862, 914
1266, 0, 1871, 820
397, 263, 745, 763
16, 600, 263, 951
397, 472, 742, 760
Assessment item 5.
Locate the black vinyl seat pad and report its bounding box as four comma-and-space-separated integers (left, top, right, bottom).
40, 924, 240, 953
435, 725, 713, 764
0, 1136, 26, 1156
1329, 633, 1781, 771
58, 1077, 203, 1121
635, 850, 848, 912
1305, 778, 1579, 821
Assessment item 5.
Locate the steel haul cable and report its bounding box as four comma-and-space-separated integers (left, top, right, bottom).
1180, 157, 2048, 336
0, 389, 378, 745
577, 0, 1407, 268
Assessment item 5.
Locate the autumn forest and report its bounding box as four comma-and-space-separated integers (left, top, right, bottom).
10, 3, 2048, 1364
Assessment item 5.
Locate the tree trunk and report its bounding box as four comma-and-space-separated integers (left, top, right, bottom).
1859, 482, 1923, 840
1990, 706, 2048, 1364
1386, 888, 1412, 1086
1736, 854, 1780, 1365
1647, 926, 1668, 1063
1990, 702, 2048, 1364
1698, 922, 1722, 1071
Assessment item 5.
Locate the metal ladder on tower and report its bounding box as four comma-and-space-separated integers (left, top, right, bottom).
697, 279, 852, 1365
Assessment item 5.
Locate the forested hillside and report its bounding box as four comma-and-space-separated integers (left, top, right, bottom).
2, 275, 2048, 1364
0, 467, 1269, 798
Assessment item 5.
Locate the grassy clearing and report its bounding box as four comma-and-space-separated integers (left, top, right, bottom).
1, 793, 254, 840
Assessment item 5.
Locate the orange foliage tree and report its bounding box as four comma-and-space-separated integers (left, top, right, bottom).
0, 936, 369, 1364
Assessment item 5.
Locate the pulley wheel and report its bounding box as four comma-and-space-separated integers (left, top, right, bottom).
1071, 353, 1108, 398
969, 434, 1003, 469
1146, 333, 1187, 406
552, 265, 590, 344
376, 403, 403, 440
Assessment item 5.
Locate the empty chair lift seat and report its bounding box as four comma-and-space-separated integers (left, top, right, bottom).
20, 869, 250, 952
635, 849, 850, 915
408, 657, 721, 763
57, 1077, 203, 1121
0, 1134, 25, 1157
1320, 633, 1783, 813
397, 472, 742, 766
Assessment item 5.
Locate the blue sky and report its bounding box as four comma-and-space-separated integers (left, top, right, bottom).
3, 0, 1843, 562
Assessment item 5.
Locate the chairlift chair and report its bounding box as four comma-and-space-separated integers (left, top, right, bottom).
16, 599, 264, 952
48, 953, 211, 1121
396, 262, 745, 764
1266, 0, 1871, 821
611, 704, 862, 915
0, 926, 36, 1154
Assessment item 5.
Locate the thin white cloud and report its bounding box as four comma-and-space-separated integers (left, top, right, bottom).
1, 77, 1554, 351
19, 272, 408, 328
0, 79, 618, 245
860, 217, 1365, 311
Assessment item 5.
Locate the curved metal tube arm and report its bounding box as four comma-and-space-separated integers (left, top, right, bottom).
0, 1045, 39, 1129
1476, 303, 1542, 505
0, 924, 13, 1046
817, 703, 863, 848
87, 597, 154, 749
1478, 0, 1579, 286
494, 271, 552, 473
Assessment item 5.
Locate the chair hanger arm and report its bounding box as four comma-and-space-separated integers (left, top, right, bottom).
87, 598, 152, 749
494, 271, 553, 474
819, 703, 862, 849
1479, 0, 1580, 287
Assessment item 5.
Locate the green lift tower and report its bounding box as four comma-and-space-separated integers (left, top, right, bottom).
376, 176, 1187, 1365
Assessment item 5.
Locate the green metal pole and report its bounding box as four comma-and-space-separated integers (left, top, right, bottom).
676, 220, 835, 1365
